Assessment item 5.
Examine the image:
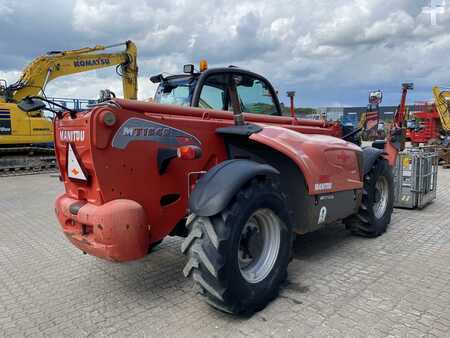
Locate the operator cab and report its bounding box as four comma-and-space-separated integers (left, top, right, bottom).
152, 61, 282, 116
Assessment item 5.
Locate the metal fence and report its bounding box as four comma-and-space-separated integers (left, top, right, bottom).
46, 97, 97, 112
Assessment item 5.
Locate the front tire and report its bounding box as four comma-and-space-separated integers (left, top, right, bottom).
346, 158, 394, 237
181, 178, 293, 315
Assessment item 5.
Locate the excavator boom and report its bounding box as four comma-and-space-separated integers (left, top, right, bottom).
382, 83, 413, 167
395, 83, 414, 129
2, 40, 138, 102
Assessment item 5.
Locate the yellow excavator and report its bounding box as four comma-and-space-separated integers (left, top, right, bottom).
0, 40, 138, 174
432, 86, 450, 165
433, 86, 450, 130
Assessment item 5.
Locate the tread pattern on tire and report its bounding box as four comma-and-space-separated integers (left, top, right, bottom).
182, 213, 229, 308
182, 178, 289, 314
347, 158, 393, 237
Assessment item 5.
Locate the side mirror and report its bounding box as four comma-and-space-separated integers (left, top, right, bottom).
18, 97, 46, 112
150, 74, 164, 83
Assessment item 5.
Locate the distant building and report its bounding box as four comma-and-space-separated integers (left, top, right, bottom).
316, 105, 415, 123
317, 107, 344, 122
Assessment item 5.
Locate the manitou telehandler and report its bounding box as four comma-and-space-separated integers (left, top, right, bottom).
20, 61, 396, 315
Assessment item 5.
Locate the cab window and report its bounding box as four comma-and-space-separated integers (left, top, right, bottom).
234, 75, 278, 115
199, 74, 228, 110
155, 84, 191, 107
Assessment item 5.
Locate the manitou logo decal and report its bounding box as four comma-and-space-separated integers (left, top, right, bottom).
73, 58, 111, 67
112, 118, 201, 150
314, 182, 333, 191
59, 130, 85, 142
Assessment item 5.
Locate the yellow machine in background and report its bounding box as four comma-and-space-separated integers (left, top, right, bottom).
432, 86, 450, 131
431, 86, 450, 165
0, 40, 138, 173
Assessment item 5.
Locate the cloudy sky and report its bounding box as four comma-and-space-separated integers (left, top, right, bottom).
1, 0, 449, 107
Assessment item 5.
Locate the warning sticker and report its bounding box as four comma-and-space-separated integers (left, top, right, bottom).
67, 144, 88, 181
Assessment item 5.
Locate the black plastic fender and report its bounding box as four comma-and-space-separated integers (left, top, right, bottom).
189, 159, 279, 217
362, 146, 384, 175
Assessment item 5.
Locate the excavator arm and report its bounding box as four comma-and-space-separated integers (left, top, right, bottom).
2, 40, 138, 102
382, 83, 414, 167
432, 86, 450, 131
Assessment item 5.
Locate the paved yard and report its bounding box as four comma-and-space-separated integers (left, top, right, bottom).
1, 170, 450, 337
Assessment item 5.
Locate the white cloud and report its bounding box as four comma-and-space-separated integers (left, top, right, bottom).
0, 70, 22, 85
44, 69, 157, 101
1, 0, 450, 106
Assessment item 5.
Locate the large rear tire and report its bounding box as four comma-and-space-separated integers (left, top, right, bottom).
346, 158, 394, 237
181, 178, 293, 315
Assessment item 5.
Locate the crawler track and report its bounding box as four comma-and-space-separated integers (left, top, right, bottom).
0, 146, 57, 177
0, 166, 58, 177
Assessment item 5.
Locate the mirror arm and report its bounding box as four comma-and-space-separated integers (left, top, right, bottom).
25, 96, 77, 119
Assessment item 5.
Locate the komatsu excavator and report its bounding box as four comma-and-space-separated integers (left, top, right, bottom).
432, 86, 450, 131
0, 40, 138, 174
432, 86, 450, 165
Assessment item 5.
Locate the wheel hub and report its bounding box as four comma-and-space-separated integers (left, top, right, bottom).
374, 189, 381, 203
373, 176, 389, 219
238, 209, 282, 284
239, 222, 263, 262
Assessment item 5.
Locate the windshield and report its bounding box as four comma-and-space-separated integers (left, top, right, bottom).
154, 77, 195, 107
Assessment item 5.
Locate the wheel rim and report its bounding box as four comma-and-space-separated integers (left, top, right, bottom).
238, 208, 282, 284
373, 176, 389, 219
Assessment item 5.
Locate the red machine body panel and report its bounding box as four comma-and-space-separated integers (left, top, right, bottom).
54, 99, 362, 261
408, 103, 440, 144
249, 126, 362, 194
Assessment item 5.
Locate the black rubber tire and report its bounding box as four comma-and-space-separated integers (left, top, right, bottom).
346, 158, 394, 237
181, 178, 293, 315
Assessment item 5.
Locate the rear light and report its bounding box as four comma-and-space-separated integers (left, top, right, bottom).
177, 145, 202, 160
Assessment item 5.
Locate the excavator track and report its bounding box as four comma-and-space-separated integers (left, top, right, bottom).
0, 146, 57, 177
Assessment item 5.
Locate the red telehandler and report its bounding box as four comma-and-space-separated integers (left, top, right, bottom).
19, 62, 397, 315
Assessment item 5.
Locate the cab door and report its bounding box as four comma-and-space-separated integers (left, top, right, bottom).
232, 73, 280, 116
